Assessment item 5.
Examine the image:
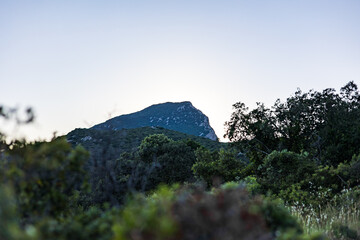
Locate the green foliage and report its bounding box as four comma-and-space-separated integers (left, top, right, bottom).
289, 187, 360, 240
0, 137, 89, 221
67, 126, 227, 162
262, 198, 303, 237
113, 183, 318, 240
225, 81, 360, 166
173, 186, 275, 239
138, 134, 197, 187
2, 82, 360, 240
331, 222, 359, 240
192, 147, 246, 186
138, 134, 173, 163
349, 153, 360, 185
191, 147, 220, 185
258, 151, 360, 206
296, 162, 359, 206
0, 185, 37, 240
36, 207, 119, 240
240, 175, 262, 195
66, 128, 226, 206
258, 150, 317, 194
113, 185, 178, 240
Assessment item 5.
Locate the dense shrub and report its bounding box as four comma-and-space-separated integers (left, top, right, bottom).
0, 138, 89, 222
349, 153, 360, 185
192, 148, 246, 186
259, 151, 359, 206
331, 222, 359, 240
0, 185, 36, 240
137, 134, 197, 187
113, 185, 178, 240
290, 186, 360, 239
258, 150, 316, 195
36, 207, 119, 240
113, 184, 324, 240
79, 134, 200, 208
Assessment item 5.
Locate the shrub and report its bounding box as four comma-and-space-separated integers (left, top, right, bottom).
138, 134, 197, 187
0, 138, 89, 222
113, 183, 322, 240
112, 185, 178, 240
192, 148, 246, 186
36, 207, 119, 240
331, 222, 359, 240
0, 185, 37, 240
258, 150, 316, 194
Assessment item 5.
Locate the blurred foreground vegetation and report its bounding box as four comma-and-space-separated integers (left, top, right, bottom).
1, 81, 360, 239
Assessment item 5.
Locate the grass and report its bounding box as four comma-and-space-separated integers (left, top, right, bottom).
288, 188, 360, 239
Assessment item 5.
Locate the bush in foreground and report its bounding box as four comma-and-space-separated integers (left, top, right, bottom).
113, 184, 325, 240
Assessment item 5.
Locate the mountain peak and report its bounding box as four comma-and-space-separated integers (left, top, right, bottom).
92, 101, 218, 141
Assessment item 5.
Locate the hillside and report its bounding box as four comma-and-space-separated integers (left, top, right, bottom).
67, 127, 227, 162
91, 101, 218, 141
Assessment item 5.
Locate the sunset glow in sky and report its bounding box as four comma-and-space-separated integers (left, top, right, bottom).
1, 1, 359, 141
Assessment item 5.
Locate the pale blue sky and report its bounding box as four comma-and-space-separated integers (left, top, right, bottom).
1, 0, 359, 141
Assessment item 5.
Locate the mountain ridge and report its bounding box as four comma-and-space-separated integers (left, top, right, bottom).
92, 101, 218, 141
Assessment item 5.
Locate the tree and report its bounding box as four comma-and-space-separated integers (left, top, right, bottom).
225, 81, 360, 166
192, 148, 246, 185
138, 134, 197, 187
138, 134, 173, 163
257, 150, 316, 194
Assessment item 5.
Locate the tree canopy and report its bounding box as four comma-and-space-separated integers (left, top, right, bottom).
225, 81, 360, 166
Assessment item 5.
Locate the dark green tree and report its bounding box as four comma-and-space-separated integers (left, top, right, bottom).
257, 150, 316, 194
138, 134, 197, 187
225, 81, 360, 166
192, 148, 246, 185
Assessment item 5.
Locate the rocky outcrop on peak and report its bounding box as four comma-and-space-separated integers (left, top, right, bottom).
92, 101, 218, 141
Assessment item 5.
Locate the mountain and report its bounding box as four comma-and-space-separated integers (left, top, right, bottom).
92, 101, 218, 141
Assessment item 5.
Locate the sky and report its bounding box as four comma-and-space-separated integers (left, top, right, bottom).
1, 0, 359, 142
